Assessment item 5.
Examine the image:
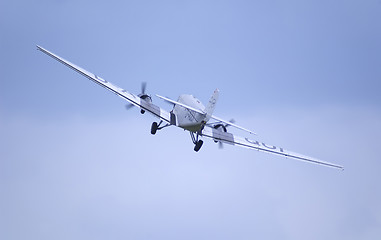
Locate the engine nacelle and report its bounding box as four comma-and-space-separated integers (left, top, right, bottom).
213, 124, 227, 132
139, 94, 152, 103
138, 94, 152, 114
213, 124, 227, 143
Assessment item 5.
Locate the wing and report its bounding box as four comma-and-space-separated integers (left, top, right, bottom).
201, 127, 344, 170
210, 115, 256, 135
37, 45, 170, 123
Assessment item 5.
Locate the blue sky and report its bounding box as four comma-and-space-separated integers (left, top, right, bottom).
1, 0, 381, 239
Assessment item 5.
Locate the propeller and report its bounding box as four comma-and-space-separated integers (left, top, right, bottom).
125, 103, 135, 110
125, 82, 151, 111
141, 82, 146, 95
227, 118, 235, 125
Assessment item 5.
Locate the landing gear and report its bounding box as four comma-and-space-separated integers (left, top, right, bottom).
151, 122, 204, 152
151, 120, 169, 135
151, 122, 158, 135
194, 140, 203, 152
190, 132, 203, 152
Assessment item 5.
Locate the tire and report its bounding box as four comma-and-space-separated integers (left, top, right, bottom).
151, 122, 158, 135
194, 140, 203, 152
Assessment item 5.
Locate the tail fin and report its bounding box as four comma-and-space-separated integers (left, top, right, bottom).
204, 89, 219, 122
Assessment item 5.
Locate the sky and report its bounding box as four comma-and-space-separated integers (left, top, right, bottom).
1, 0, 381, 239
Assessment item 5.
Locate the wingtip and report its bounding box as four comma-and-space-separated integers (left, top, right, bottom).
329, 164, 344, 171
36, 45, 44, 51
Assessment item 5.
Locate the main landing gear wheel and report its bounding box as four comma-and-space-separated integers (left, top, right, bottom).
151, 120, 169, 135
151, 122, 158, 135
194, 140, 203, 152
190, 131, 203, 152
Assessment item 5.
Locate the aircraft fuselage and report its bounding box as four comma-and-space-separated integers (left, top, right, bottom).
172, 94, 206, 132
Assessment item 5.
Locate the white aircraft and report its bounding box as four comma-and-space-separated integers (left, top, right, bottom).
37, 45, 343, 170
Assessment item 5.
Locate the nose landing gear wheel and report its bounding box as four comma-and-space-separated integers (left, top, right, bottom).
194, 140, 203, 152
